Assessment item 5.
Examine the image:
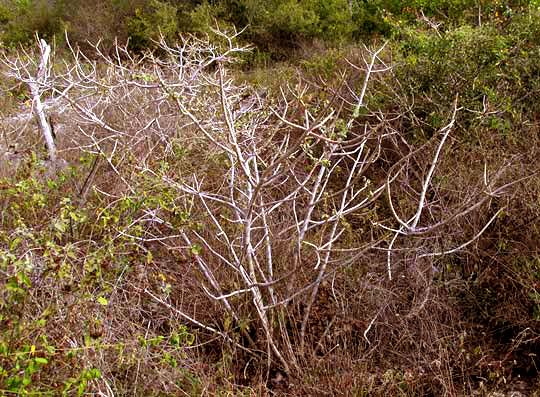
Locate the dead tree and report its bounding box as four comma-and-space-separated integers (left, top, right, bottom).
2, 35, 57, 161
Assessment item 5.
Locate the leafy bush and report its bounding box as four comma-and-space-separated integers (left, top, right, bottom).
386, 11, 540, 144
0, 0, 63, 47
190, 0, 391, 61
126, 0, 178, 51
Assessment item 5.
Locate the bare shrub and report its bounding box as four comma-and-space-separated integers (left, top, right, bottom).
1, 30, 518, 393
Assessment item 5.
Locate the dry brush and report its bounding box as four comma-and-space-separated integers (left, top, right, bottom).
1, 30, 516, 389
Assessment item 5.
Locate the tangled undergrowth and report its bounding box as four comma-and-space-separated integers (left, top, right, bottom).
1, 17, 540, 396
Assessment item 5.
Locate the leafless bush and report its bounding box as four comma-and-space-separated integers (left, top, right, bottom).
2, 30, 515, 386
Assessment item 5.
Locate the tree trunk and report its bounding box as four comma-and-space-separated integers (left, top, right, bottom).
29, 38, 56, 161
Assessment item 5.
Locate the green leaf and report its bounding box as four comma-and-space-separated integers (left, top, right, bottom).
190, 244, 202, 256
34, 357, 48, 365
320, 158, 331, 167
9, 238, 22, 250
21, 272, 31, 288
54, 219, 67, 233
97, 296, 108, 305
223, 316, 231, 331
78, 380, 86, 395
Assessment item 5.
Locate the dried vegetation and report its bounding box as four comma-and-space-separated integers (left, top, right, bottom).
1, 22, 540, 396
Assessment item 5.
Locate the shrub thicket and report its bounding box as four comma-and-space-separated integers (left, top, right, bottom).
1, 2, 540, 396
1, 0, 537, 58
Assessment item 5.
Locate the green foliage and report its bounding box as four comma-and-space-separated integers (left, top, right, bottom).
0, 155, 203, 394
190, 0, 391, 60
388, 12, 540, 142
259, 0, 320, 37
189, 1, 235, 33
0, 229, 54, 394
126, 0, 178, 51
0, 3, 13, 25
0, 0, 538, 57
0, 0, 63, 47
350, 0, 393, 40
300, 49, 341, 78
379, 0, 534, 25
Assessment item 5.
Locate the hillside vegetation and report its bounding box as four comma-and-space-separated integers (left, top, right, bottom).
1, 1, 540, 395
